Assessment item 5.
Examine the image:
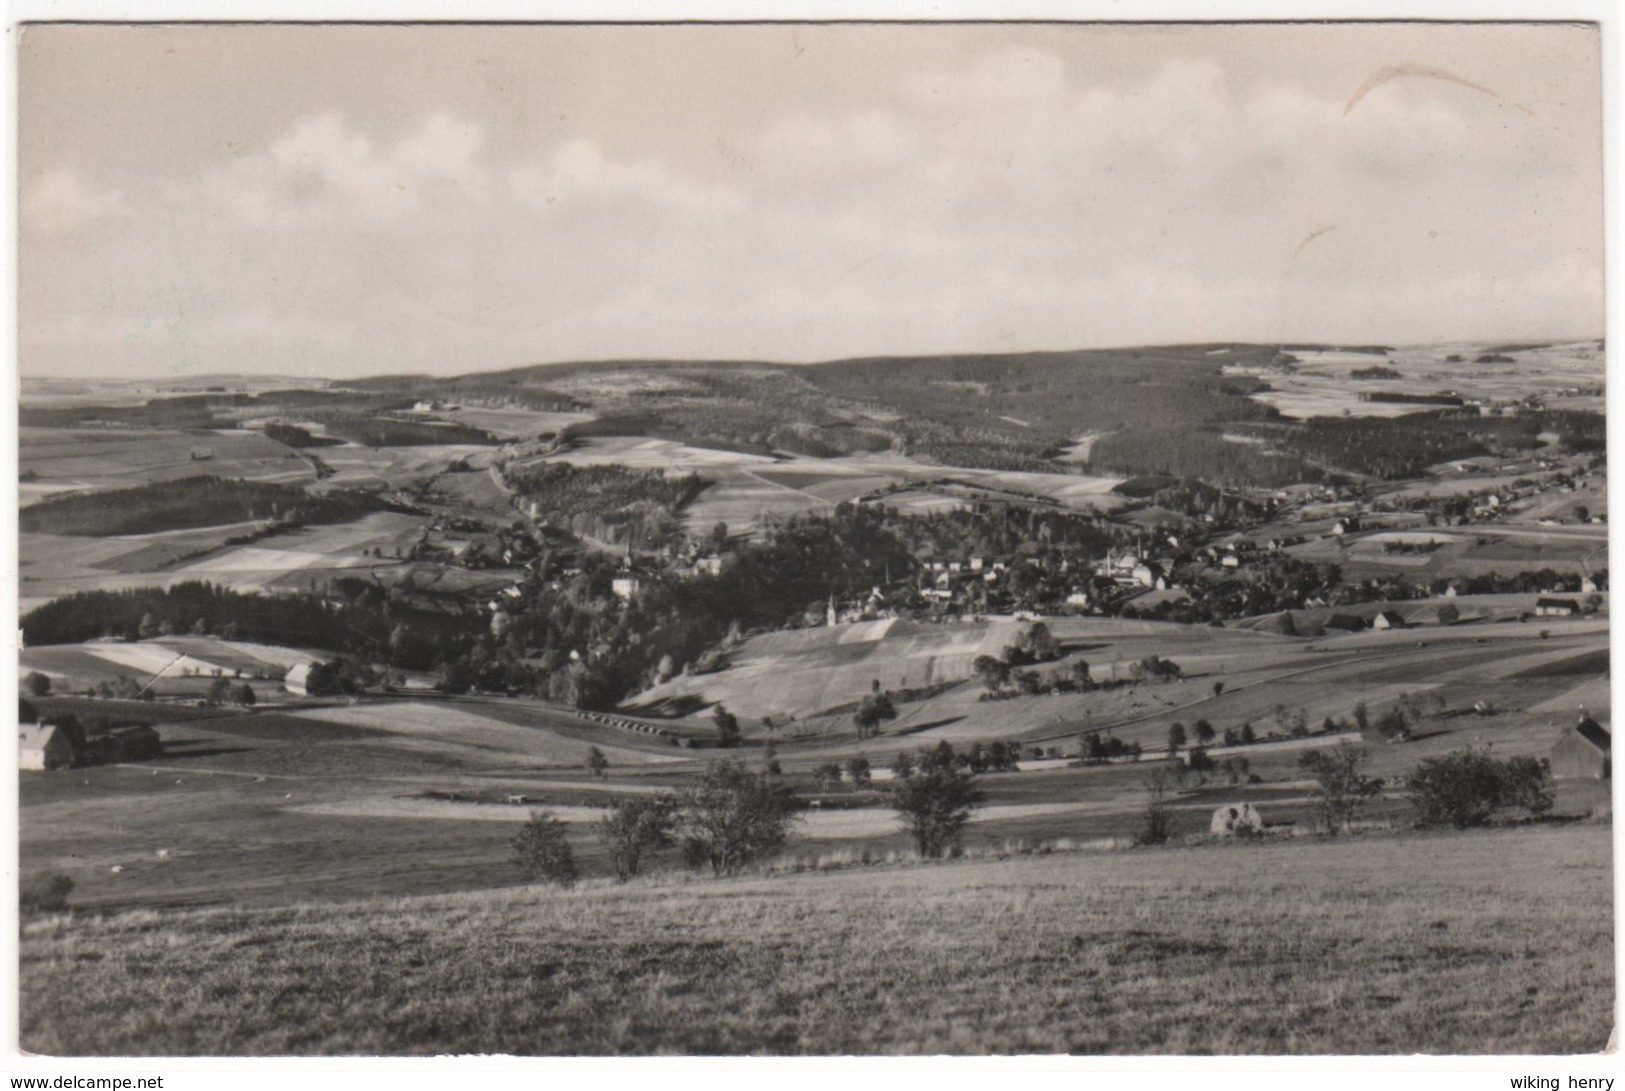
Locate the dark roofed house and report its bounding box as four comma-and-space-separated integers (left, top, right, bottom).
1371, 610, 1408, 631
1550, 715, 1610, 779
1534, 597, 1581, 617
1323, 614, 1366, 633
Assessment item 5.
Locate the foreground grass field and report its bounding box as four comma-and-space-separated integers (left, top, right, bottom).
20, 822, 1611, 1056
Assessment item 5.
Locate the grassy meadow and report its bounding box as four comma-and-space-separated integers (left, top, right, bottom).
19, 822, 1612, 1056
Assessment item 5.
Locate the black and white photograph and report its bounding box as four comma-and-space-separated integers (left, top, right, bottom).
9, 6, 1616, 1068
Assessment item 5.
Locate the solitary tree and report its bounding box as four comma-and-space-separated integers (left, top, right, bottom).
713, 705, 742, 748
234, 683, 257, 707
972, 655, 1010, 694
595, 795, 678, 880
1298, 742, 1384, 834
853, 692, 897, 739
512, 809, 580, 887
586, 745, 609, 779
677, 759, 800, 876
889, 746, 984, 858
1136, 767, 1176, 846
25, 671, 51, 698
891, 749, 917, 780
1167, 722, 1187, 754
1185, 746, 1216, 784
1193, 719, 1216, 746
205, 677, 233, 708
844, 755, 872, 787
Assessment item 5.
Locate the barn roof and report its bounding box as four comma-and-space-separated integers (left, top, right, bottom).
1571, 716, 1611, 751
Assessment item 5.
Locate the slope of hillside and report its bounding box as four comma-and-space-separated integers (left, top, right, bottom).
19, 823, 1611, 1055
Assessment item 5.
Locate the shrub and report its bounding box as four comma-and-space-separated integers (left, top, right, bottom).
677, 759, 800, 876
25, 671, 51, 697
20, 872, 73, 915
512, 810, 580, 887
1407, 749, 1555, 829
814, 762, 844, 792
889, 748, 984, 858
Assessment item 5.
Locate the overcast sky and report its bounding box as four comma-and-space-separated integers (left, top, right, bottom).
18, 22, 1604, 381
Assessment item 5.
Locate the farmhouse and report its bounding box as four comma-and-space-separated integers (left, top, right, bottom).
1534, 597, 1581, 618
1550, 715, 1610, 779
1371, 610, 1408, 631
1323, 614, 1365, 633
611, 576, 641, 601
284, 662, 314, 697
19, 715, 84, 771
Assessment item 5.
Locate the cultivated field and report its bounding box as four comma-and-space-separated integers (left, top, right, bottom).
630, 612, 1609, 774
19, 511, 430, 611
19, 635, 340, 696
522, 440, 1128, 537
316, 443, 498, 489
1286, 526, 1608, 578
19, 427, 312, 503
1240, 341, 1605, 420
18, 823, 1612, 1055
439, 405, 592, 440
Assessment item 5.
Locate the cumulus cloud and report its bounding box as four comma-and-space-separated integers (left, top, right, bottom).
21, 169, 127, 232
201, 111, 490, 226
18, 34, 1602, 379
507, 138, 743, 217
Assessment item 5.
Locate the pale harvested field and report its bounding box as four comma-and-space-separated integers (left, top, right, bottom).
271, 789, 1137, 832
440, 406, 591, 439
541, 436, 773, 469
1242, 342, 1603, 421
178, 546, 377, 576
1249, 388, 1446, 420
318, 444, 495, 488
175, 512, 426, 579
22, 512, 426, 607
684, 465, 831, 535
18, 823, 1612, 1054
21, 636, 352, 695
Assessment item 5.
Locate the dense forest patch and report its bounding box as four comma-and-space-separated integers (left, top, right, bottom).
507, 463, 708, 550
